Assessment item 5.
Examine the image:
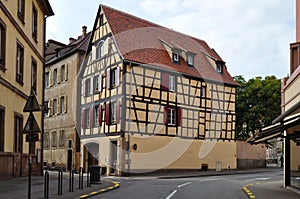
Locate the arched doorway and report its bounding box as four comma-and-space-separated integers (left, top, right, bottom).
83, 142, 99, 173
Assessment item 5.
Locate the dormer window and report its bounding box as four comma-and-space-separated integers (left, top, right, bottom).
187, 54, 195, 67
216, 61, 224, 74
172, 52, 180, 63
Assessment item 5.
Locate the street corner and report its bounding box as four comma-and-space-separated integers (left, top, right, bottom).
78, 180, 120, 199
242, 184, 256, 199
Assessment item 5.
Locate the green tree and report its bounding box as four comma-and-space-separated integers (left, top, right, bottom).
234, 75, 281, 140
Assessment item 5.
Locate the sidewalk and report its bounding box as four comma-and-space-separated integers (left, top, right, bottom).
0, 171, 119, 199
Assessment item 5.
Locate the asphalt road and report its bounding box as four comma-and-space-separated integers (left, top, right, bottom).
98, 170, 299, 199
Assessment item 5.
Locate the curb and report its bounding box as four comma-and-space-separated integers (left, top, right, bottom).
242, 183, 259, 199
78, 180, 120, 199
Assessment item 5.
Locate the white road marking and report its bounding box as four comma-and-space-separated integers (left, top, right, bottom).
245, 178, 270, 182
177, 182, 191, 188
165, 190, 178, 199
198, 177, 226, 182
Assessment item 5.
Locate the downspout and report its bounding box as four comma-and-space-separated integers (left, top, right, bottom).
41, 15, 48, 176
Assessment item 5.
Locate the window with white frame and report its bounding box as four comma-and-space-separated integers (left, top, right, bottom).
169, 75, 175, 92
45, 72, 49, 88
111, 101, 117, 123
95, 105, 99, 126
172, 52, 179, 63
187, 55, 194, 66
85, 78, 91, 96
96, 41, 104, 59
168, 108, 176, 125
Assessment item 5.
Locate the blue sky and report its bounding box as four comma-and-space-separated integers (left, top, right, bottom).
47, 0, 295, 80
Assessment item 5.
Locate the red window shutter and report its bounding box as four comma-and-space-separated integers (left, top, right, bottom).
106, 69, 110, 90
177, 107, 182, 126
90, 106, 94, 128
105, 102, 110, 125
161, 73, 169, 91
81, 108, 85, 128
116, 66, 120, 86
98, 105, 102, 126
164, 106, 169, 125
82, 80, 85, 96
116, 101, 120, 124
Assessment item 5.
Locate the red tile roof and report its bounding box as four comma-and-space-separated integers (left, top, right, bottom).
101, 5, 238, 86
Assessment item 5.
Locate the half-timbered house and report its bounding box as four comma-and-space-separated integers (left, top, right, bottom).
78, 5, 239, 175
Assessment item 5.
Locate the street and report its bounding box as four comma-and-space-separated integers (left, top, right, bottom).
98, 169, 299, 199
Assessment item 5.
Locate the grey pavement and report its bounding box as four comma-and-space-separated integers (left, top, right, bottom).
0, 171, 119, 199
0, 167, 299, 199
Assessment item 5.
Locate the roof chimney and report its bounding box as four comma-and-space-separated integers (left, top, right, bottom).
69, 37, 76, 44
82, 26, 87, 37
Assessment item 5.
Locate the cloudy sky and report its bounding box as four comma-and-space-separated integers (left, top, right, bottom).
47, 0, 295, 80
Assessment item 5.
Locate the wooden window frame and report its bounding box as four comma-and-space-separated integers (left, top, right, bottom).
16, 42, 24, 84
0, 19, 6, 71
0, 106, 5, 152
32, 4, 38, 42
31, 57, 37, 92
14, 113, 23, 153
17, 0, 25, 23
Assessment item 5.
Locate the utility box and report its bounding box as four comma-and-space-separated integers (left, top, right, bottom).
216, 162, 222, 172
90, 165, 101, 184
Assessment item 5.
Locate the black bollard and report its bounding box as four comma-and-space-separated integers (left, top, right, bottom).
69, 169, 74, 192
44, 171, 49, 199
58, 169, 63, 195
79, 167, 83, 189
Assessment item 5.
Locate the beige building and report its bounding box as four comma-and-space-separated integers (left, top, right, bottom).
0, 0, 53, 178
78, 5, 239, 175
44, 27, 90, 171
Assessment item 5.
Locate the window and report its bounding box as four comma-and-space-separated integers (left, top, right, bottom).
53, 68, 57, 85
169, 75, 175, 92
94, 75, 100, 92
187, 55, 194, 66
58, 130, 65, 148
95, 105, 99, 126
201, 87, 206, 97
100, 14, 104, 26
111, 68, 116, 87
164, 106, 182, 126
111, 101, 117, 123
53, 99, 57, 115
217, 64, 223, 74
86, 108, 90, 127
18, 0, 25, 22
32, 4, 38, 41
14, 113, 23, 153
172, 53, 180, 63
60, 96, 65, 114
0, 106, 5, 152
96, 41, 104, 59
31, 58, 37, 92
105, 102, 120, 125
0, 20, 6, 69
16, 42, 24, 84
216, 61, 224, 74
44, 132, 49, 149
61, 65, 65, 82
44, 100, 49, 117
85, 78, 91, 96
168, 108, 176, 125
51, 131, 57, 148
45, 72, 49, 88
